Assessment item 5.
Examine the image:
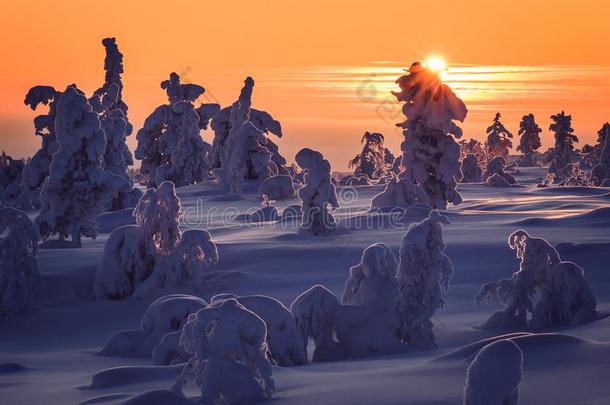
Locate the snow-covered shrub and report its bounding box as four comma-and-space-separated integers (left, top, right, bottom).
463, 339, 523, 405
459, 138, 487, 165
485, 112, 513, 160
290, 285, 343, 362
486, 173, 512, 187
393, 61, 467, 209
35, 85, 129, 246
348, 131, 388, 178
295, 148, 339, 235
0, 152, 24, 189
0, 153, 37, 210
22, 86, 60, 191
397, 210, 453, 349
547, 111, 578, 184
172, 299, 274, 403
210, 294, 307, 366
246, 195, 280, 222
516, 113, 542, 167
484, 156, 516, 185
370, 175, 428, 210
589, 123, 610, 186
94, 181, 181, 299
135, 72, 219, 187
459, 153, 483, 183
476, 230, 596, 331
99, 294, 207, 359
135, 229, 219, 298
0, 207, 40, 316
211, 77, 285, 194
258, 174, 294, 200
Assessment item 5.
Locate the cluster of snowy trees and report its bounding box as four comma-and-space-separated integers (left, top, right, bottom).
476, 230, 597, 331
345, 131, 395, 184
94, 181, 218, 300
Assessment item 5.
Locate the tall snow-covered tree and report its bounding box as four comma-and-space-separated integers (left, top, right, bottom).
393, 61, 467, 209
589, 123, 610, 186
214, 77, 286, 194
348, 131, 387, 178
398, 210, 453, 349
88, 38, 141, 209
134, 72, 219, 187
0, 207, 40, 316
295, 148, 339, 235
22, 86, 61, 191
35, 85, 129, 246
516, 113, 542, 167
547, 111, 578, 183
485, 112, 513, 160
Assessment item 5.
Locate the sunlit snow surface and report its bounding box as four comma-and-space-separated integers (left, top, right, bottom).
1, 166, 610, 404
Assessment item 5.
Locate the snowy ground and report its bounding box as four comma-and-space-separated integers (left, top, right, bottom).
2, 166, 610, 404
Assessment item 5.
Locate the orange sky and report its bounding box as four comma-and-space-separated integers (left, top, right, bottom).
1, 0, 610, 170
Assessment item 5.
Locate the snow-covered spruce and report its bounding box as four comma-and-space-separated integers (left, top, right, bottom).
134, 72, 219, 187
459, 153, 483, 183
22, 86, 60, 191
463, 339, 523, 405
348, 131, 389, 179
172, 299, 274, 403
258, 174, 294, 200
295, 148, 339, 235
398, 210, 453, 349
370, 175, 428, 210
0, 152, 36, 210
475, 230, 597, 331
547, 111, 578, 184
35, 85, 129, 246
0, 152, 24, 190
89, 38, 141, 209
485, 112, 513, 160
516, 113, 542, 167
589, 122, 610, 186
210, 294, 307, 366
95, 181, 218, 299
0, 207, 40, 317
99, 294, 207, 362
484, 156, 516, 185
393, 61, 467, 209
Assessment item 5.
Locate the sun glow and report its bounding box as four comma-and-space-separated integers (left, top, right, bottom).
424, 56, 447, 72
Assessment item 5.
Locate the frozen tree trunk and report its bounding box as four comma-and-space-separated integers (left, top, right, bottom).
0, 207, 40, 316
463, 339, 523, 405
393, 62, 467, 209
295, 148, 339, 235
398, 210, 453, 349
35, 85, 129, 246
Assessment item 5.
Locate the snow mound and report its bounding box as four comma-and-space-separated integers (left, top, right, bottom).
122, 389, 193, 405
85, 365, 182, 389
95, 208, 135, 233
512, 207, 610, 227
0, 363, 28, 373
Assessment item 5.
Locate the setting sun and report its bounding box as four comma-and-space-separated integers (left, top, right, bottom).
424, 56, 447, 72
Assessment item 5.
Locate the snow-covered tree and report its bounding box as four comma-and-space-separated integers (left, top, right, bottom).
210, 294, 307, 367
348, 131, 388, 178
35, 85, 129, 246
393, 61, 467, 209
216, 77, 287, 195
485, 112, 513, 160
476, 230, 596, 331
463, 339, 523, 405
22, 86, 61, 191
172, 299, 275, 403
295, 148, 339, 235
547, 111, 578, 183
99, 294, 208, 361
0, 153, 36, 210
398, 210, 454, 349
0, 207, 40, 316
258, 174, 295, 200
589, 123, 610, 186
459, 153, 483, 183
459, 138, 486, 164
135, 72, 219, 187
0, 152, 24, 189
95, 181, 218, 300
88, 38, 141, 209
516, 113, 542, 167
